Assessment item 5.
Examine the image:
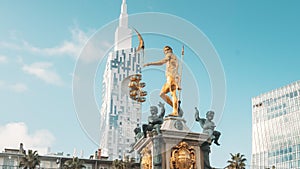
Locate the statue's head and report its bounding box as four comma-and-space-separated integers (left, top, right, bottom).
134, 127, 141, 134
206, 111, 215, 120
150, 106, 158, 115
164, 46, 173, 54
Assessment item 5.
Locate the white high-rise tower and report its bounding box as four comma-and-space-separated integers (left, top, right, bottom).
99, 0, 142, 160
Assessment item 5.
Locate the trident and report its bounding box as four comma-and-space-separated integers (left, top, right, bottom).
178, 45, 184, 115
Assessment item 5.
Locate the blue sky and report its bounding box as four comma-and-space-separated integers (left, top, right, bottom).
1, 0, 300, 168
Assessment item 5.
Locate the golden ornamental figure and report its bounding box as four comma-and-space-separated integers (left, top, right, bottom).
170, 142, 196, 169
144, 46, 181, 116
141, 147, 152, 169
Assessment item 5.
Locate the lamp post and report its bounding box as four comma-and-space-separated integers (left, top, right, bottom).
56, 158, 62, 169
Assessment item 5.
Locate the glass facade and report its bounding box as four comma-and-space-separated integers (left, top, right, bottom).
252, 81, 300, 169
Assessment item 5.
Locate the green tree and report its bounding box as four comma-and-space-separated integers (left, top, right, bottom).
63, 157, 86, 169
226, 153, 247, 169
123, 157, 138, 169
112, 159, 124, 169
19, 150, 40, 169
112, 157, 139, 169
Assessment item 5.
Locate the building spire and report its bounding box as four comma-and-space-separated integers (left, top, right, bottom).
119, 0, 128, 27
114, 0, 132, 50
121, 0, 127, 13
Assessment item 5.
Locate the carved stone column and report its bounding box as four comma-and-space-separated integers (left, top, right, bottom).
200, 142, 212, 169
153, 136, 163, 169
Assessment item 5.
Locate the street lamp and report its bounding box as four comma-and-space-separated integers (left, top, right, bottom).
56, 158, 62, 169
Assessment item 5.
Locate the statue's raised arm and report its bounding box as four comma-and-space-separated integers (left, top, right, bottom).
158, 102, 165, 118
195, 107, 205, 128
195, 107, 200, 121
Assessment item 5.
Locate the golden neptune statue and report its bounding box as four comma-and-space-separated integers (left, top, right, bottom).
144, 46, 181, 116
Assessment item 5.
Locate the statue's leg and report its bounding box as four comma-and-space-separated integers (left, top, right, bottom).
160, 83, 173, 107
154, 124, 161, 135
142, 124, 148, 138
170, 87, 178, 116
213, 131, 221, 146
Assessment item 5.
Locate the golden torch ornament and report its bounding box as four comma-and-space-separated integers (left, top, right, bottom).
128, 74, 147, 103
127, 28, 147, 103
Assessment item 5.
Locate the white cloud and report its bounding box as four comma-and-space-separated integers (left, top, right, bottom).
0, 26, 113, 63
0, 122, 55, 155
22, 62, 64, 86
22, 27, 89, 58
0, 81, 4, 88
0, 27, 94, 59
0, 55, 8, 63
0, 81, 28, 93
0, 41, 21, 50
28, 27, 111, 63
9, 83, 28, 92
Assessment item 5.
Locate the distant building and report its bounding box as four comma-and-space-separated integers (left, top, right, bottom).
99, 0, 142, 160
0, 145, 112, 169
252, 81, 300, 168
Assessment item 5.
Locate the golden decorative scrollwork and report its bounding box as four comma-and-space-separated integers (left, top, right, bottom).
141, 147, 152, 169
170, 142, 196, 169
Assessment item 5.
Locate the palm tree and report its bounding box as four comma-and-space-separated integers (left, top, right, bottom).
19, 149, 40, 169
63, 157, 86, 169
226, 153, 247, 169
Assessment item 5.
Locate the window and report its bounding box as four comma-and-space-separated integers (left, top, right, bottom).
283, 103, 286, 108
290, 92, 294, 98
3, 157, 14, 169
294, 91, 298, 97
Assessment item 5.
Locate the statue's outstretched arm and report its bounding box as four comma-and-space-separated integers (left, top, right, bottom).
144, 54, 170, 67
144, 58, 169, 67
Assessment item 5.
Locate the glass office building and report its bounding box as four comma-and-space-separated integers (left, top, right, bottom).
252, 81, 300, 168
